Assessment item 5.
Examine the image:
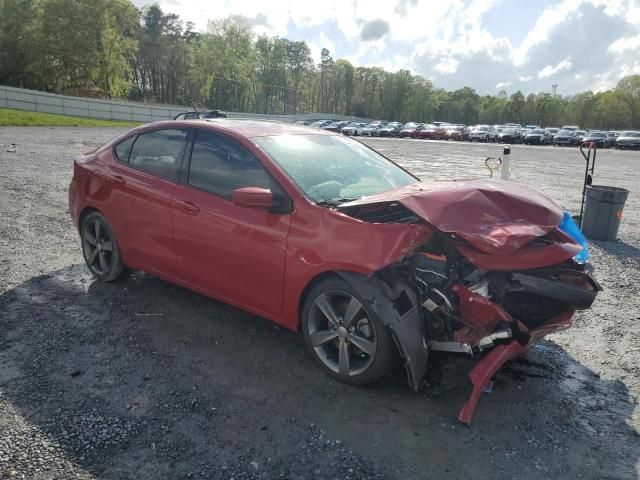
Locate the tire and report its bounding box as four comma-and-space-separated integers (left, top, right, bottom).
301, 276, 397, 386
81, 211, 125, 282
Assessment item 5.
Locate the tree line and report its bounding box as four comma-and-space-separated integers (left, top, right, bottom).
1, 0, 639, 130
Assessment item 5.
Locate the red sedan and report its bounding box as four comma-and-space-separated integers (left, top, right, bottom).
412, 124, 447, 140
69, 120, 599, 423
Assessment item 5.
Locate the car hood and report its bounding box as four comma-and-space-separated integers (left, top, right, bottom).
339, 179, 564, 254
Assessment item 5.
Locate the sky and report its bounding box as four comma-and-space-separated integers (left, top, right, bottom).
131, 0, 640, 96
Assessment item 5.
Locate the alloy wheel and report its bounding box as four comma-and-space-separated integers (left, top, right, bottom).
307, 290, 378, 377
82, 219, 114, 275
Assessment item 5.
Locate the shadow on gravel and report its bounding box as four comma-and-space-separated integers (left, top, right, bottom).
1, 264, 639, 479
593, 239, 640, 261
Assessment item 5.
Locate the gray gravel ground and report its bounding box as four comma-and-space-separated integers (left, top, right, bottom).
0, 127, 639, 480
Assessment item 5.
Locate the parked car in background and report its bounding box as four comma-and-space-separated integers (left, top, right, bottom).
173, 110, 227, 120
446, 125, 469, 141
498, 128, 522, 144
378, 122, 404, 137
341, 122, 368, 136
553, 129, 577, 146
360, 122, 387, 137
398, 123, 422, 138
68, 118, 599, 425
581, 131, 606, 148
523, 128, 545, 145
574, 130, 587, 145
469, 125, 497, 142
544, 127, 559, 144
561, 125, 579, 131
310, 120, 333, 128
604, 131, 618, 148
322, 121, 351, 132
615, 131, 640, 149
294, 120, 313, 125
414, 124, 447, 140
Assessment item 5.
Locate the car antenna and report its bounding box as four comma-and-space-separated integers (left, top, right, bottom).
191, 103, 202, 119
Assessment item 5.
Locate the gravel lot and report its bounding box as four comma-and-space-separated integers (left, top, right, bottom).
1, 127, 639, 480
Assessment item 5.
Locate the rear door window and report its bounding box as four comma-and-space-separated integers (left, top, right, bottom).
187, 130, 275, 198
129, 129, 189, 180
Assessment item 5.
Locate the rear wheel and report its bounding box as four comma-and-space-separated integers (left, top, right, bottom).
81, 211, 125, 282
302, 277, 396, 386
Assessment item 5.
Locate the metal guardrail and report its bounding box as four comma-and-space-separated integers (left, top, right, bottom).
0, 85, 370, 124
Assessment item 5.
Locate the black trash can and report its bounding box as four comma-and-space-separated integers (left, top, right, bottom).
581, 185, 629, 240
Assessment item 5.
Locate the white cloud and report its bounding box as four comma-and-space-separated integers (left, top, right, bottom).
609, 33, 640, 53
434, 58, 460, 74
538, 57, 573, 79
143, 0, 640, 95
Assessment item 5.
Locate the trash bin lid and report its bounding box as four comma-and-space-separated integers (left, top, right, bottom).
586, 185, 629, 203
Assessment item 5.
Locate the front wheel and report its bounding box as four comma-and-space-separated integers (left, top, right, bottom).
81, 211, 125, 282
302, 277, 397, 386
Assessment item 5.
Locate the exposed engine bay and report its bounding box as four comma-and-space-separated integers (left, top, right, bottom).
336, 180, 601, 424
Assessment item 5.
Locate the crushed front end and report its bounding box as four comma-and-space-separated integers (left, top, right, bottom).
408, 230, 600, 423
338, 180, 601, 424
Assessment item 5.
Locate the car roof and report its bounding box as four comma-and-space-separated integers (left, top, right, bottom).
136, 119, 336, 139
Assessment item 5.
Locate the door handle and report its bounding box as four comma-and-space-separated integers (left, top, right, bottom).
175, 199, 200, 213
110, 174, 126, 185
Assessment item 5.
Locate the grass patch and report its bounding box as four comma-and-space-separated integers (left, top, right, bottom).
0, 108, 140, 127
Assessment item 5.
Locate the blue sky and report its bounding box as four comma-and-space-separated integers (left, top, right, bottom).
133, 0, 640, 95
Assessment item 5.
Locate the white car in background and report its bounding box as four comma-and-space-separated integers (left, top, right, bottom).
360, 122, 386, 137
469, 125, 497, 142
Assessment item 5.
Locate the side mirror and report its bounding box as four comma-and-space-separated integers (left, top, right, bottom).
231, 187, 273, 210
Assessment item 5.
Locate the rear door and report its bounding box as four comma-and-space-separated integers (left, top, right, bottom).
107, 128, 190, 276
171, 129, 292, 318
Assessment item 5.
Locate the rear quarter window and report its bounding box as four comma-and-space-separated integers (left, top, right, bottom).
114, 136, 136, 163
129, 129, 189, 180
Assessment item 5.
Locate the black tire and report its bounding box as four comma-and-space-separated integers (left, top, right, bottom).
81, 211, 126, 282
301, 276, 397, 386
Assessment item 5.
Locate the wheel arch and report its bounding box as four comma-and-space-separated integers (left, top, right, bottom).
297, 268, 428, 390
78, 206, 101, 231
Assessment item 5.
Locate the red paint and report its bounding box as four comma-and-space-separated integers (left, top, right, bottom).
68, 120, 432, 329
341, 178, 571, 257
231, 187, 273, 209
457, 309, 577, 425
455, 229, 582, 271
451, 285, 513, 343
458, 341, 527, 425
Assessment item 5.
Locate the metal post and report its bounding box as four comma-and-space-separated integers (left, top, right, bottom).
501, 146, 511, 180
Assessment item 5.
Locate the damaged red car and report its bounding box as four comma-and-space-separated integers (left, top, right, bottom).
68, 120, 600, 424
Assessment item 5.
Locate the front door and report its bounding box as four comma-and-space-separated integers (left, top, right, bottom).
171, 129, 291, 318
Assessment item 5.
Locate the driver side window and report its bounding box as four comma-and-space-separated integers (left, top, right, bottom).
187, 130, 277, 199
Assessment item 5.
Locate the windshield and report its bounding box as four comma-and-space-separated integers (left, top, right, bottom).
529, 129, 543, 134
558, 130, 574, 135
621, 131, 640, 137
475, 126, 488, 131
588, 132, 605, 138
254, 135, 417, 204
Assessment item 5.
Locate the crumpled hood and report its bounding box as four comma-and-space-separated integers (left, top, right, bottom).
340, 179, 564, 254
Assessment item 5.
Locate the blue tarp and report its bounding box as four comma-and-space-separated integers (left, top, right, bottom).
559, 212, 589, 263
